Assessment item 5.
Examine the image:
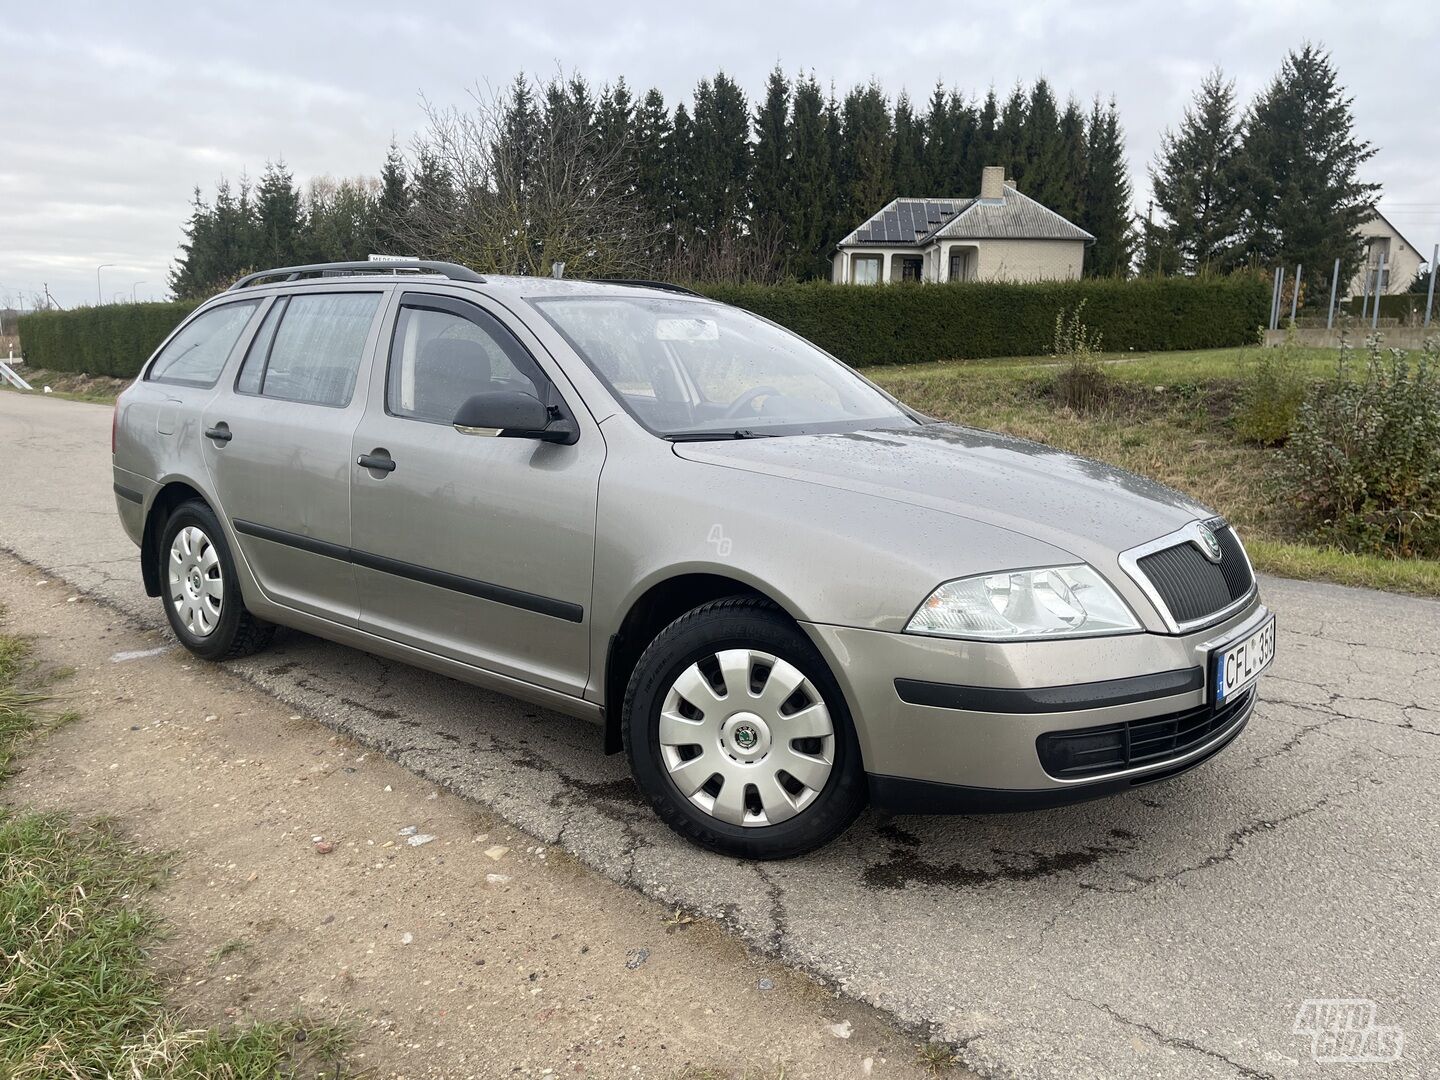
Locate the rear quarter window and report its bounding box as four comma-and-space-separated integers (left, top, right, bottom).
146, 300, 261, 387
234, 292, 381, 407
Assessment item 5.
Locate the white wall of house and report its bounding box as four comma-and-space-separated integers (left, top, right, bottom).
833, 238, 1085, 284
973, 239, 1085, 282
1347, 216, 1426, 297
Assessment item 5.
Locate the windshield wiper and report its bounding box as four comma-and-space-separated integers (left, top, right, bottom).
664, 429, 773, 442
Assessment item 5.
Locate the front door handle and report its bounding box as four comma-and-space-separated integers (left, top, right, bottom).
356, 450, 396, 474
204, 423, 232, 443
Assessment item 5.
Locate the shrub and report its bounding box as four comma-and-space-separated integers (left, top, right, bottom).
1280, 339, 1440, 558
697, 273, 1270, 366
16, 301, 200, 377
1233, 329, 1310, 445
1050, 300, 1109, 410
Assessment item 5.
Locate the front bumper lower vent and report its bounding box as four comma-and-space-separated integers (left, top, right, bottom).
1036, 687, 1253, 780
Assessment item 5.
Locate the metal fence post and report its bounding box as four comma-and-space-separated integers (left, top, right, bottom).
1371, 252, 1386, 331
1290, 264, 1302, 323
1426, 244, 1437, 329
1327, 257, 1340, 329
1270, 267, 1284, 331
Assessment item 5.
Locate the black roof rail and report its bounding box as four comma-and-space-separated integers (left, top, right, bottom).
228, 260, 485, 291
602, 278, 705, 298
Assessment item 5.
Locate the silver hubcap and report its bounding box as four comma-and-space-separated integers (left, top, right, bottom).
659, 649, 835, 827
168, 525, 224, 637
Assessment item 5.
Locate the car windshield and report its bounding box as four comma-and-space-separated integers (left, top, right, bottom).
530, 295, 916, 438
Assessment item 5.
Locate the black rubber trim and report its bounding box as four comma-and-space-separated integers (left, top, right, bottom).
869, 711, 1249, 814
231, 518, 583, 623
894, 666, 1205, 714
113, 483, 144, 505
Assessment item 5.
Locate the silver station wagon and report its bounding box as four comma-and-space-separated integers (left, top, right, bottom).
112, 260, 1275, 858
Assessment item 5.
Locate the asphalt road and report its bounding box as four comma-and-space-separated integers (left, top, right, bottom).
3, 390, 1436, 1079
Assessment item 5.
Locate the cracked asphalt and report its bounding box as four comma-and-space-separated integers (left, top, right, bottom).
4, 390, 1437, 1079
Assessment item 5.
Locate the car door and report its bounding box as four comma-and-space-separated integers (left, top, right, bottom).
202, 286, 389, 623
349, 290, 602, 697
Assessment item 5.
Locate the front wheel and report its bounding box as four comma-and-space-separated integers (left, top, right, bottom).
623, 597, 867, 859
159, 500, 274, 661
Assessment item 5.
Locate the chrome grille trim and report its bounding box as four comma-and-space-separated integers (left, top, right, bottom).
1118, 518, 1258, 634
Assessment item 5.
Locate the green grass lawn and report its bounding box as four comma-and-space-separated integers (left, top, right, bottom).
865, 346, 1440, 598
0, 618, 354, 1079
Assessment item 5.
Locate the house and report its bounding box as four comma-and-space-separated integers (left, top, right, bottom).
831, 166, 1093, 285
1347, 210, 1427, 297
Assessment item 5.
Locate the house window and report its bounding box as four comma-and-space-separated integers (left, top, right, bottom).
852, 255, 881, 285
949, 253, 964, 281
898, 257, 923, 282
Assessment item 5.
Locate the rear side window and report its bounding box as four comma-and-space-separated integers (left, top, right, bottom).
235, 292, 380, 407
147, 300, 260, 387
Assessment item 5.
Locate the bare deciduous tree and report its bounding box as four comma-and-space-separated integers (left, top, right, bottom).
394, 78, 659, 278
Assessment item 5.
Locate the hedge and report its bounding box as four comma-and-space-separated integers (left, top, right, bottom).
1341, 292, 1436, 325
17, 274, 1270, 377
695, 275, 1271, 365
17, 300, 200, 377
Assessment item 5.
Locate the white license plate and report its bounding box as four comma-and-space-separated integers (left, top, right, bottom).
1212, 615, 1276, 703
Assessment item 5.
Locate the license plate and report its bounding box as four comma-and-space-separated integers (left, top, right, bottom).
1212, 615, 1276, 703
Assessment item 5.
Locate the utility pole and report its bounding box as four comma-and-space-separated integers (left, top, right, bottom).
1426, 244, 1437, 330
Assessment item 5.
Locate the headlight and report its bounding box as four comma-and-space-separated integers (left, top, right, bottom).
906, 565, 1140, 640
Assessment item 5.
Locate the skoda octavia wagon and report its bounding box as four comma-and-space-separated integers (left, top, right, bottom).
112, 260, 1275, 858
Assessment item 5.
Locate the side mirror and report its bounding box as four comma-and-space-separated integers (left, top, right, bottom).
453, 391, 577, 444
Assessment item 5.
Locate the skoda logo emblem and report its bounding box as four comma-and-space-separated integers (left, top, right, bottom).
733, 724, 759, 751
1197, 524, 1223, 563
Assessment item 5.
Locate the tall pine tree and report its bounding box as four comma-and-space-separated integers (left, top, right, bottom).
838, 82, 894, 226
1150, 68, 1243, 273
786, 73, 836, 279
1082, 98, 1135, 276
1234, 44, 1377, 288
255, 161, 304, 267
891, 92, 928, 194
751, 66, 792, 254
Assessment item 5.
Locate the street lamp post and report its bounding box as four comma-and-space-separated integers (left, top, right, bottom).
132, 281, 147, 303
96, 263, 115, 306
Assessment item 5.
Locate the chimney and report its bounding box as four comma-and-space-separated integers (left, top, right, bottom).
980, 165, 1005, 200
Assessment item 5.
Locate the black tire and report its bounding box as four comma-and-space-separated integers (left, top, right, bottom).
158, 500, 274, 661
622, 596, 867, 859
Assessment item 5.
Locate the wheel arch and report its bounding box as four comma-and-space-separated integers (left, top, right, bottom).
140, 478, 213, 597
602, 571, 812, 755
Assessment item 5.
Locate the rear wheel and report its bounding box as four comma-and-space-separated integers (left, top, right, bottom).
623, 596, 866, 859
159, 500, 273, 661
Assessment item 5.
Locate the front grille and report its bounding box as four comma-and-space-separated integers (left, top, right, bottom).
1136, 523, 1253, 625
1036, 688, 1252, 780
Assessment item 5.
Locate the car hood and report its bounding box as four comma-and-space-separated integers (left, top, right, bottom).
672, 423, 1213, 567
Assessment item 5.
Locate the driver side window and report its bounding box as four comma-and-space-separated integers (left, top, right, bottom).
388, 301, 543, 424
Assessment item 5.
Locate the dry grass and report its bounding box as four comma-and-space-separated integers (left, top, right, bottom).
867, 347, 1440, 597
0, 366, 129, 404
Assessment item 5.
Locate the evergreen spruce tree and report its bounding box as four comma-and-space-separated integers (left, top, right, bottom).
922, 83, 952, 193
1234, 44, 1377, 289
970, 88, 1000, 185
1150, 68, 1243, 273
1082, 98, 1135, 276
995, 85, 1027, 183
751, 66, 792, 256
1019, 79, 1065, 207
947, 91, 979, 193
594, 77, 636, 175
255, 161, 304, 267
668, 101, 696, 239
498, 74, 542, 192
376, 140, 410, 254
786, 73, 835, 279
891, 92, 928, 195
688, 72, 751, 239
633, 87, 673, 227
1056, 98, 1088, 222
838, 82, 894, 226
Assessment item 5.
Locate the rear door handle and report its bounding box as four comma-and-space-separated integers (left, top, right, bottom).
204, 423, 232, 443
356, 451, 396, 473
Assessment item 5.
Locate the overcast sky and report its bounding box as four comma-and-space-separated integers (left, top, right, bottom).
2, 1, 1435, 308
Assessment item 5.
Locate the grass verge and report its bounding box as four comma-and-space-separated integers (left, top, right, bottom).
866, 346, 1440, 598
0, 366, 128, 404
0, 617, 354, 1079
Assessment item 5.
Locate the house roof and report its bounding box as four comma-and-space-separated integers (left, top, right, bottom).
847, 199, 970, 245
839, 186, 1093, 248
1366, 209, 1426, 259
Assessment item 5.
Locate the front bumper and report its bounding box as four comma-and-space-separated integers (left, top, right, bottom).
804, 595, 1269, 809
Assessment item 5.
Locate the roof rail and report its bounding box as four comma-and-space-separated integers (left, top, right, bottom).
228, 260, 485, 291
602, 278, 704, 298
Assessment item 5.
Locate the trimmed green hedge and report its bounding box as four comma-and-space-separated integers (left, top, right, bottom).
697, 275, 1270, 365
18, 275, 1270, 377
17, 301, 200, 377
1341, 292, 1435, 325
